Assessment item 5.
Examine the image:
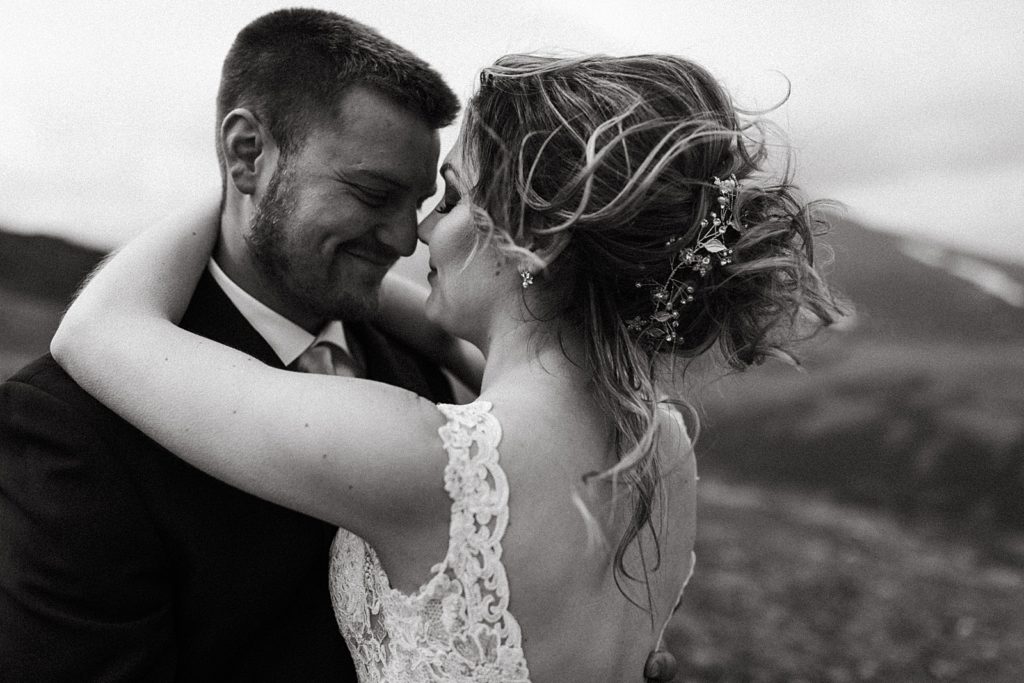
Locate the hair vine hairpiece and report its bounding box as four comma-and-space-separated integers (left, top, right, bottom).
626, 175, 743, 347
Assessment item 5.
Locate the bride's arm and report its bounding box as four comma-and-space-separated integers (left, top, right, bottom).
376, 272, 484, 393
51, 205, 449, 539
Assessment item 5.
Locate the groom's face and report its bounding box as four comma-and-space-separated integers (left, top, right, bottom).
247, 86, 440, 323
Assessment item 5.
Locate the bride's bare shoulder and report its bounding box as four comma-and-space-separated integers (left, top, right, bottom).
478, 380, 609, 478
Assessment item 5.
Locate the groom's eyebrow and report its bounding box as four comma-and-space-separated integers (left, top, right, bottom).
346, 168, 436, 198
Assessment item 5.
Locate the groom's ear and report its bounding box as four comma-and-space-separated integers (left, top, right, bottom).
220, 109, 278, 196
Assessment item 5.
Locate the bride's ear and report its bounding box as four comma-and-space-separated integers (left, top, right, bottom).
220, 109, 278, 196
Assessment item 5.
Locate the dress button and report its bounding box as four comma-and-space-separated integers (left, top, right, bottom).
643, 648, 678, 681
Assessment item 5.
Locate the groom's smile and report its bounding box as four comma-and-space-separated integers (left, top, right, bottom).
245, 85, 441, 330
337, 242, 398, 269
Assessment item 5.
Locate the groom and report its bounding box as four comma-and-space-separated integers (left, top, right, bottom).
0, 10, 457, 681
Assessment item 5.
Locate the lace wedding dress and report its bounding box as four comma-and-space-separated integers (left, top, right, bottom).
329, 401, 531, 682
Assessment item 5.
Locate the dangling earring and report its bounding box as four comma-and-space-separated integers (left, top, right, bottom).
519, 267, 534, 289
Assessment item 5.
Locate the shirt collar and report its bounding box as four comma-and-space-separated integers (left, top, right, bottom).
207, 258, 350, 366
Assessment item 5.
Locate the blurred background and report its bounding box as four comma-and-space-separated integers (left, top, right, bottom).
2, 1, 1022, 680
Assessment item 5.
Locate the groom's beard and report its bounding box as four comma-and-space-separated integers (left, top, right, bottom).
248, 160, 298, 282
247, 159, 382, 323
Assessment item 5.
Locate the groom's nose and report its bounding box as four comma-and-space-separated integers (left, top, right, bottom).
374, 207, 419, 258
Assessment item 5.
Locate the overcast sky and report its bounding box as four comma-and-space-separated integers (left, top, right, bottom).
1, 0, 1022, 261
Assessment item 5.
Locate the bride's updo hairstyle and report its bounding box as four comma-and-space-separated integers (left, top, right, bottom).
460, 54, 844, 597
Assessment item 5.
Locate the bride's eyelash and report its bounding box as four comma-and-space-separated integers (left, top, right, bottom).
434, 188, 461, 214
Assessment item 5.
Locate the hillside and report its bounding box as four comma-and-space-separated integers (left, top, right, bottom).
0, 229, 105, 378
822, 217, 1024, 342
696, 215, 1024, 529
0, 229, 106, 301
669, 478, 1024, 681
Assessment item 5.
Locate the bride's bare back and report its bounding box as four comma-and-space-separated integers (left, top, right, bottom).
357, 359, 697, 682
493, 384, 696, 682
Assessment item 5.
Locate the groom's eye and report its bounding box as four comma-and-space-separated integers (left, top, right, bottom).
352, 186, 388, 208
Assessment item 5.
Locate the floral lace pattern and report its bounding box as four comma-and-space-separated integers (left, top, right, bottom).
329, 401, 530, 682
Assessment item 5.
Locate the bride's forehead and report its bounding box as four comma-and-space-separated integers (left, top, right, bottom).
441, 138, 481, 183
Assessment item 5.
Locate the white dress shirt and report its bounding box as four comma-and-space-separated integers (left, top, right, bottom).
207, 258, 352, 367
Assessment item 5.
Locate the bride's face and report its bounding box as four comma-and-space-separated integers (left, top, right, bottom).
417, 144, 508, 343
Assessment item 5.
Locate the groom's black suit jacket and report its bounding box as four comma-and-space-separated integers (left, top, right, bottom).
0, 271, 453, 682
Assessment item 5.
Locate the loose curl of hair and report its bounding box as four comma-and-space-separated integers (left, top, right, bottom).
459, 53, 846, 608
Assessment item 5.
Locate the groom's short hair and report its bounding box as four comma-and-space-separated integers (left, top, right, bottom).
216, 8, 458, 171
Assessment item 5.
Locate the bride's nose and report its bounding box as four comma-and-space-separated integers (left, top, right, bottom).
417, 211, 436, 246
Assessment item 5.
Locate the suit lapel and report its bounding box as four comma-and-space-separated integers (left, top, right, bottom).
179, 270, 286, 370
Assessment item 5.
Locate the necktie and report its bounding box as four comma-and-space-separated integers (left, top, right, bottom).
293, 341, 362, 378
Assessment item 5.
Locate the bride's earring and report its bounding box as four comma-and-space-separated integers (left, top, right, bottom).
518, 267, 534, 289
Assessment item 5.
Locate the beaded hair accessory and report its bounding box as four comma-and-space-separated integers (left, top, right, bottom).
626, 175, 743, 347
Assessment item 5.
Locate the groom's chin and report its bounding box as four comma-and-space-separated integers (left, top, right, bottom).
322, 284, 382, 323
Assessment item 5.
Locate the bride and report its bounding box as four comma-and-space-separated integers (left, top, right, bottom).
53, 53, 841, 681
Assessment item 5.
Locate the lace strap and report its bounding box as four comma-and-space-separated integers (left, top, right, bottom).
435, 401, 522, 644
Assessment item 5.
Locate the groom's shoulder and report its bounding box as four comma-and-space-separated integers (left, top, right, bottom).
5, 352, 80, 395
1, 353, 123, 431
